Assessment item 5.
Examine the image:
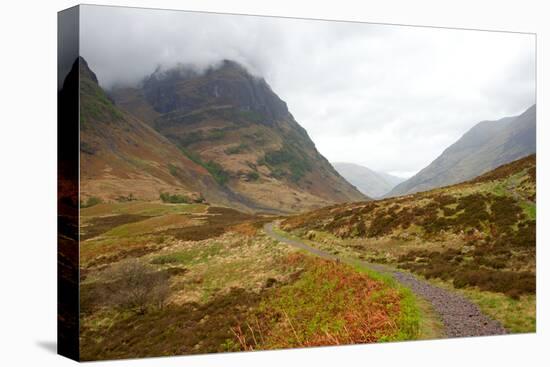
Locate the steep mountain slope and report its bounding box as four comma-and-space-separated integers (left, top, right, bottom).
111, 60, 366, 212
333, 162, 404, 198
387, 105, 536, 197
78, 57, 239, 208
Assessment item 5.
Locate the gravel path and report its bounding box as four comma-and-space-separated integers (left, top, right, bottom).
264, 222, 507, 338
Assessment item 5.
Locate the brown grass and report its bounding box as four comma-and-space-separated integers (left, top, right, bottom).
157, 206, 257, 241
232, 253, 403, 350
80, 287, 265, 360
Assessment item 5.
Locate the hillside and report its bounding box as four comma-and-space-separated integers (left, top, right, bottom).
377, 171, 406, 186
333, 162, 405, 198
387, 105, 536, 197
281, 155, 536, 331
78, 57, 243, 209
110, 60, 366, 212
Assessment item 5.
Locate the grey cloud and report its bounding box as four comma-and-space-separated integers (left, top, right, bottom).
80, 5, 535, 177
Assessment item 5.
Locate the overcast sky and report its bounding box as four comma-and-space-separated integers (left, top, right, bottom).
81, 5, 535, 178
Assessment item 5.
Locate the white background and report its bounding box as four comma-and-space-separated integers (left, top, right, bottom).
0, 0, 547, 366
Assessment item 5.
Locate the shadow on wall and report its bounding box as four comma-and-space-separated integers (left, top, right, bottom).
36, 340, 57, 354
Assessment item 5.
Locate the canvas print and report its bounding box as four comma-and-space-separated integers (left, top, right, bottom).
58, 4, 536, 361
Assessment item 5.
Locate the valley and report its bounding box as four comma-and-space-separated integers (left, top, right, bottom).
75, 56, 536, 359
333, 162, 406, 198
79, 154, 536, 359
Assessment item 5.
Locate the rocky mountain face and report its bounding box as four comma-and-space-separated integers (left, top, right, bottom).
141, 60, 289, 124
333, 162, 405, 198
387, 105, 536, 197
91, 59, 364, 212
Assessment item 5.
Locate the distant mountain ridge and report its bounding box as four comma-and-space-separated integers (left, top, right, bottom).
387, 104, 536, 197
332, 162, 405, 198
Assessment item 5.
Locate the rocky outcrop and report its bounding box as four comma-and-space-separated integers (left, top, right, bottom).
142, 60, 289, 125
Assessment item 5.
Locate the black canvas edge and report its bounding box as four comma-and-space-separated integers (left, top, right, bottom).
57, 4, 80, 362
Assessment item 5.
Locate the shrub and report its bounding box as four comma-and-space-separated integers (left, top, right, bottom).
81, 196, 102, 208
178, 145, 203, 165
178, 146, 230, 185
160, 192, 192, 204
204, 160, 230, 185
433, 194, 458, 206
103, 259, 170, 313
168, 163, 178, 176
225, 143, 249, 155
452, 268, 535, 296
490, 195, 524, 231
263, 144, 312, 182
368, 212, 395, 237
264, 148, 294, 165
246, 171, 260, 181
116, 193, 137, 202
289, 161, 309, 182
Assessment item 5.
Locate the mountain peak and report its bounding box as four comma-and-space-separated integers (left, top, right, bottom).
218, 59, 249, 73
78, 56, 98, 84
98, 59, 366, 212
141, 59, 290, 123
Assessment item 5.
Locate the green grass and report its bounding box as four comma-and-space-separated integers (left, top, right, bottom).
262, 143, 312, 182
151, 243, 222, 266
520, 201, 536, 220
413, 296, 446, 340
491, 182, 507, 196
100, 213, 195, 238
81, 201, 206, 217
80, 78, 124, 128
203, 160, 229, 185
269, 225, 427, 342
177, 146, 229, 185
467, 292, 536, 333
428, 278, 535, 333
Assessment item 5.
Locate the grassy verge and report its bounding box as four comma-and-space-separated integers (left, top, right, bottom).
351, 262, 444, 341
233, 253, 410, 350
273, 224, 534, 335
267, 224, 439, 342
428, 278, 535, 333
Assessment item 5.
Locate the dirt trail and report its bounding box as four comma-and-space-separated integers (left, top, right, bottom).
264, 222, 507, 338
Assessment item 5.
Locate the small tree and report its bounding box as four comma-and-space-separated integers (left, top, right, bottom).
104, 260, 170, 314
